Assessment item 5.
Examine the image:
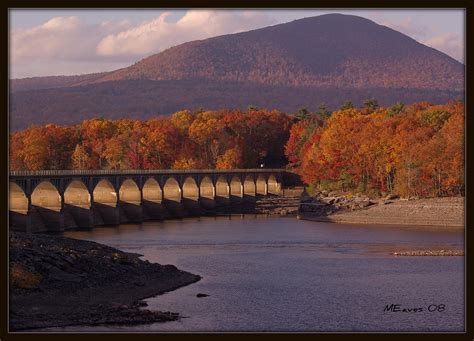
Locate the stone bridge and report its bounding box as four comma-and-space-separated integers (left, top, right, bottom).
9, 169, 298, 232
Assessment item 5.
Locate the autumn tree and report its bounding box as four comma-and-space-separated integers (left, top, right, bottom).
216, 147, 243, 169
72, 144, 91, 170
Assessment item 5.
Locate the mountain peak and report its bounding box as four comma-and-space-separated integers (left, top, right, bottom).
10, 14, 464, 131
87, 13, 462, 89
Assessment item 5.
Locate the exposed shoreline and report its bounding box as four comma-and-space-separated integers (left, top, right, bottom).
298, 195, 464, 229
9, 195, 464, 330
391, 250, 464, 256
9, 231, 201, 332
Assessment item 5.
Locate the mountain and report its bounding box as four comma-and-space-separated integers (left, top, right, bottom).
10, 14, 464, 131
10, 72, 108, 93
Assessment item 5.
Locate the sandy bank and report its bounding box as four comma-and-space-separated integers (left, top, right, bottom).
299, 196, 464, 228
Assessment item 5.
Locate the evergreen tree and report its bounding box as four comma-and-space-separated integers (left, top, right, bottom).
363, 98, 379, 110
340, 100, 354, 110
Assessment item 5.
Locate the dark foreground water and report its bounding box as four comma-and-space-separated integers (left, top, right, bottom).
52, 215, 464, 332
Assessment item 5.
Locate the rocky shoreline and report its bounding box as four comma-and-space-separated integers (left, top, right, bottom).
298, 191, 464, 228
212, 191, 302, 216
9, 231, 201, 331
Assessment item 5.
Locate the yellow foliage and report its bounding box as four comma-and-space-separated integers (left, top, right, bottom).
172, 158, 199, 170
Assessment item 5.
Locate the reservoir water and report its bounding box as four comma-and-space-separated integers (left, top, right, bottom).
55, 215, 463, 332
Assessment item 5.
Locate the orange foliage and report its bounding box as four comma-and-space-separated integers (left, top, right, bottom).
9, 101, 464, 198
216, 148, 243, 169
294, 101, 464, 197
10, 108, 292, 171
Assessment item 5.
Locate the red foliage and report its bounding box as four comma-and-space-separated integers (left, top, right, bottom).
10, 109, 292, 171
293, 102, 464, 197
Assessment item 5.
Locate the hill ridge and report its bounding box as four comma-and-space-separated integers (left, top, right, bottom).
9, 13, 464, 131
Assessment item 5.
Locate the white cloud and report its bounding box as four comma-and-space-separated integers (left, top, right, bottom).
422, 33, 464, 62
10, 10, 276, 77
368, 13, 464, 63
96, 10, 276, 57
10, 16, 124, 64
370, 15, 428, 39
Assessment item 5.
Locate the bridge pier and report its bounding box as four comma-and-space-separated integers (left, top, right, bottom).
63, 205, 94, 229
119, 204, 143, 223
142, 178, 165, 220
182, 177, 202, 215
243, 175, 257, 202
30, 206, 64, 232
93, 204, 120, 226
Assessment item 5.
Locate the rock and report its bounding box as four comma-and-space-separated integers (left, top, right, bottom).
322, 197, 335, 204
196, 293, 209, 298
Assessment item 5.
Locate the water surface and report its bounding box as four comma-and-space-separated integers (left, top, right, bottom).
53, 215, 463, 332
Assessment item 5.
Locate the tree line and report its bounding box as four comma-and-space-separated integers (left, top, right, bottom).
10, 109, 292, 171
10, 100, 464, 198
285, 100, 464, 197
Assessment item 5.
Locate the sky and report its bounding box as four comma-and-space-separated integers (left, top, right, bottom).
9, 9, 465, 78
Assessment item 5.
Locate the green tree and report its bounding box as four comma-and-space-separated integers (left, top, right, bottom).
388, 102, 404, 117
363, 98, 379, 110
318, 103, 330, 119
296, 107, 310, 121
340, 100, 354, 110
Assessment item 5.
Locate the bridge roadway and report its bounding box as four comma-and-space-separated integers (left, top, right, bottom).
9, 169, 295, 232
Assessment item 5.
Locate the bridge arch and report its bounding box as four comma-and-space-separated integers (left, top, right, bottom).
268, 175, 280, 194
31, 181, 62, 211
256, 175, 267, 195
183, 177, 199, 201
64, 180, 91, 208
9, 182, 28, 214
243, 175, 256, 197
93, 179, 117, 207
142, 178, 164, 220
119, 179, 141, 205
163, 177, 181, 202
64, 180, 92, 229
31, 181, 62, 230
215, 176, 229, 198
143, 178, 162, 203
200, 176, 214, 199
230, 176, 243, 198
